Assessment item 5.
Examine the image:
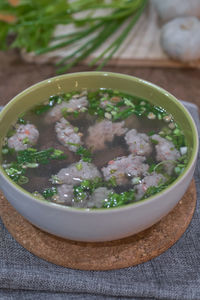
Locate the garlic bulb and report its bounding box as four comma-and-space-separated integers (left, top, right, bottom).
160, 17, 200, 62
151, 0, 200, 23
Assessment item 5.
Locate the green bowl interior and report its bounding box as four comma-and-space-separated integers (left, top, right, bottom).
0, 72, 198, 199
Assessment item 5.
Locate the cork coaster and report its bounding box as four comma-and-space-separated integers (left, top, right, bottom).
0, 180, 196, 271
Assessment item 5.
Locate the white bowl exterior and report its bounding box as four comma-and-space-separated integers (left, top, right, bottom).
0, 157, 196, 242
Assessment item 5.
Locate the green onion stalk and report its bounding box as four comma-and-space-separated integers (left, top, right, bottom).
0, 0, 147, 73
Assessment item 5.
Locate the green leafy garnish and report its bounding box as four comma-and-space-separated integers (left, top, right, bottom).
73, 177, 101, 202
17, 117, 27, 124
103, 190, 135, 208
3, 147, 66, 184
76, 162, 83, 171
22, 137, 30, 144
86, 88, 170, 122
34, 95, 64, 115
17, 148, 66, 164
72, 177, 120, 204
142, 177, 176, 199
76, 146, 92, 163
73, 186, 88, 202
150, 138, 159, 145
159, 125, 186, 150
4, 162, 27, 184
42, 187, 57, 199
106, 176, 117, 188
148, 131, 155, 136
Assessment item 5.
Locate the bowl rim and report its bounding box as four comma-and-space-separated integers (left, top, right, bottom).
0, 71, 199, 214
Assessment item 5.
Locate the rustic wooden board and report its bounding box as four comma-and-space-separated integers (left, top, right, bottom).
0, 180, 196, 270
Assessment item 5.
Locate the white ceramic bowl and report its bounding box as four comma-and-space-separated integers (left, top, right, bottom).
0, 72, 198, 242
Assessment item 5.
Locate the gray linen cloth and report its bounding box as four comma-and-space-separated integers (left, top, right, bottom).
0, 101, 199, 300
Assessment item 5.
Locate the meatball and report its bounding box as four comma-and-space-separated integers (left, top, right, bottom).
44, 95, 88, 124
135, 172, 167, 200
7, 124, 39, 151
55, 118, 82, 152
125, 129, 152, 156
54, 184, 89, 208
102, 154, 149, 185
56, 161, 101, 185
87, 187, 113, 208
86, 120, 128, 151
151, 134, 180, 174
55, 184, 74, 205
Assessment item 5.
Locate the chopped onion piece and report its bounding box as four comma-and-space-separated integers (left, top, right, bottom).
180, 147, 187, 155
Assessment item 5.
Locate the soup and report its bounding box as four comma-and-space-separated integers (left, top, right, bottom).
1, 89, 189, 209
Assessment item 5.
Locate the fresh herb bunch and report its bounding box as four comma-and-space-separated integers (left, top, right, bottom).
0, 0, 147, 73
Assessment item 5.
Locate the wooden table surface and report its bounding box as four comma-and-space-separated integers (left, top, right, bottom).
0, 50, 200, 110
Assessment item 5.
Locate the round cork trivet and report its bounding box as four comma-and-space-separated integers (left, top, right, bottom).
0, 180, 196, 271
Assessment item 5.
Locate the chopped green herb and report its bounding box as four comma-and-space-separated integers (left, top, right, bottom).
148, 163, 157, 173
124, 98, 135, 108
148, 131, 155, 136
34, 95, 64, 115
61, 107, 69, 118
150, 138, 159, 145
103, 190, 135, 208
17, 117, 27, 124
3, 147, 66, 185
22, 137, 30, 145
25, 163, 39, 168
113, 107, 134, 120
17, 148, 66, 165
73, 111, 79, 118
72, 177, 118, 203
142, 177, 175, 199
76, 146, 92, 163
131, 177, 141, 185
4, 163, 26, 184
50, 149, 67, 160
74, 127, 79, 133
50, 175, 63, 185
76, 162, 83, 171
42, 187, 57, 199
73, 186, 88, 202
106, 176, 117, 188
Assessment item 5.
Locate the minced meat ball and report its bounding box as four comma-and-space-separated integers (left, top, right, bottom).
45, 95, 88, 124
125, 129, 152, 156
56, 161, 101, 185
55, 118, 83, 152
7, 124, 39, 151
102, 154, 149, 185
86, 120, 127, 151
